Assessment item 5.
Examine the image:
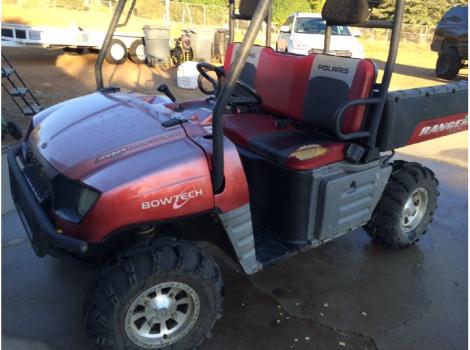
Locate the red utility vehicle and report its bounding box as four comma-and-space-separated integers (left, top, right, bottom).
7, 0, 468, 349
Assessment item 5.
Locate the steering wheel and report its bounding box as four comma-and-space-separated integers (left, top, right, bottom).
197, 62, 224, 95
196, 62, 262, 106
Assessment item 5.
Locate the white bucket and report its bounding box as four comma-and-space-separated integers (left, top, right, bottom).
177, 61, 199, 89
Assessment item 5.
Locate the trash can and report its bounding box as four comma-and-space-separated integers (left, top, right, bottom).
191, 28, 215, 63
143, 25, 171, 66
214, 28, 229, 63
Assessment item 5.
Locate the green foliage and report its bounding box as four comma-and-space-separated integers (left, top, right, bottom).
181, 0, 227, 6
272, 0, 312, 25
371, 0, 467, 25
309, 0, 326, 12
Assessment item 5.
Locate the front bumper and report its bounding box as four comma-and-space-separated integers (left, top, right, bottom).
7, 144, 88, 257
289, 47, 309, 55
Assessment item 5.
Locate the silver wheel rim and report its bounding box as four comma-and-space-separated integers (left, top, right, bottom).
401, 187, 429, 233
125, 281, 200, 348
111, 43, 126, 60
136, 44, 146, 60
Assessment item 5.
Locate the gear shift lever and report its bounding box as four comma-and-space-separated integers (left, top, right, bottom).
158, 84, 183, 112
157, 84, 176, 102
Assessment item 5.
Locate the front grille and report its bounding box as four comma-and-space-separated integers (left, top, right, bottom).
309, 48, 353, 57
23, 163, 51, 203
21, 149, 52, 203
29, 30, 42, 41
331, 50, 353, 57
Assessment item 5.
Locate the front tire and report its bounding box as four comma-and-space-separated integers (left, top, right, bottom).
365, 161, 439, 249
84, 239, 224, 349
436, 48, 461, 80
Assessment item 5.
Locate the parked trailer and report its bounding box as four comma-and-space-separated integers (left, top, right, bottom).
1, 23, 146, 64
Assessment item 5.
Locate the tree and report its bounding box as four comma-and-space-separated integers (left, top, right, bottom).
272, 0, 312, 25
370, 0, 467, 25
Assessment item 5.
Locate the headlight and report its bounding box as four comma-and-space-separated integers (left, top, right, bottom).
52, 175, 99, 223
76, 187, 99, 217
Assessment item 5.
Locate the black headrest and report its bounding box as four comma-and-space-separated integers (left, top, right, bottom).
239, 0, 258, 18
322, 0, 370, 25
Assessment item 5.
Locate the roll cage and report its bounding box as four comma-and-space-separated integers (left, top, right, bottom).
95, 0, 405, 194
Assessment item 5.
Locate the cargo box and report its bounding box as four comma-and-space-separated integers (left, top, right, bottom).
377, 81, 468, 151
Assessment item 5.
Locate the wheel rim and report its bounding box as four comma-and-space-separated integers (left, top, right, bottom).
136, 44, 146, 60
125, 281, 200, 348
400, 187, 429, 233
111, 43, 126, 60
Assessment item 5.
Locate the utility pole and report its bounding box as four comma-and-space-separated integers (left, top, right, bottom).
165, 0, 170, 25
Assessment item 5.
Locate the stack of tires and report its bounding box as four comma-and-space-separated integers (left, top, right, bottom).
105, 38, 147, 65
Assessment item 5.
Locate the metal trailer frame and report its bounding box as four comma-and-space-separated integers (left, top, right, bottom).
1, 22, 142, 53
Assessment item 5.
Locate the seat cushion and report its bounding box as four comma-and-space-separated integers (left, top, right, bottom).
249, 130, 345, 170
223, 113, 295, 148
224, 114, 345, 170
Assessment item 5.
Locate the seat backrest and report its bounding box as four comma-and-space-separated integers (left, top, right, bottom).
224, 43, 263, 96
224, 43, 376, 134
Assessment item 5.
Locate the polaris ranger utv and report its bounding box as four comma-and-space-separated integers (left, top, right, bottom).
7, 0, 468, 349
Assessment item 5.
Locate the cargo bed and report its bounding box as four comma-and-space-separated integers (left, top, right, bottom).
377, 80, 468, 151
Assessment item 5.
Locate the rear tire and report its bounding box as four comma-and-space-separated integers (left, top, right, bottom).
436, 48, 461, 80
365, 161, 439, 249
129, 39, 146, 64
84, 239, 224, 350
106, 39, 128, 65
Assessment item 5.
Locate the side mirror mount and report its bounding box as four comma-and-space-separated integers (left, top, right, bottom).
280, 25, 290, 33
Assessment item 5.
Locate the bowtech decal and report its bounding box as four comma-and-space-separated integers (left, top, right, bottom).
141, 186, 203, 210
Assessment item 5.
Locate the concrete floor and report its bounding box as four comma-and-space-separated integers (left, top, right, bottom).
2, 150, 467, 350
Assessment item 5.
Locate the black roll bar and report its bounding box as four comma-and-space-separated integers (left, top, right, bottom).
95, 0, 136, 90
323, 0, 406, 148
212, 0, 271, 193
367, 0, 405, 147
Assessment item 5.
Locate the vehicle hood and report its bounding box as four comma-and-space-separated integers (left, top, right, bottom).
292, 33, 364, 55
29, 92, 194, 187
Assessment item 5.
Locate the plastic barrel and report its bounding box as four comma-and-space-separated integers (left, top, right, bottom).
214, 28, 229, 62
143, 25, 171, 66
192, 28, 215, 63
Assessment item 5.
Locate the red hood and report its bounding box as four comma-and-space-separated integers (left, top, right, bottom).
30, 92, 192, 187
